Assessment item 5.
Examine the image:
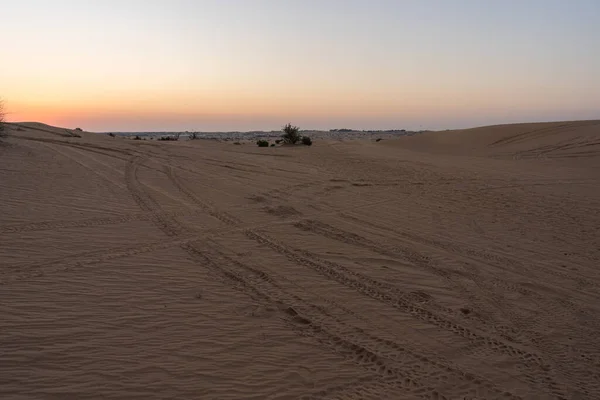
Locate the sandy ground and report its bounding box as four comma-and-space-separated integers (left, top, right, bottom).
1, 120, 599, 399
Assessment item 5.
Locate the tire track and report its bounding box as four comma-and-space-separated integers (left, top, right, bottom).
131, 167, 519, 397
0, 210, 205, 234
181, 241, 524, 400
292, 218, 539, 342
13, 136, 133, 161
244, 229, 567, 399
339, 212, 600, 290
298, 377, 398, 400
165, 166, 242, 226
125, 157, 188, 237
0, 237, 194, 285
157, 163, 564, 397
129, 156, 564, 398
294, 219, 454, 281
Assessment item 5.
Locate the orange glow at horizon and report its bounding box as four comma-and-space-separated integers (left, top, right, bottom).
2, 1, 598, 131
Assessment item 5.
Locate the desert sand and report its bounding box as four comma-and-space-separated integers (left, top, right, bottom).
1, 120, 600, 399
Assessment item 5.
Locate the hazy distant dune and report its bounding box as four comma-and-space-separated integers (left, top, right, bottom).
385, 120, 600, 160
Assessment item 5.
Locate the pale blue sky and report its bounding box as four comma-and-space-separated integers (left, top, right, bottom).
1, 0, 598, 131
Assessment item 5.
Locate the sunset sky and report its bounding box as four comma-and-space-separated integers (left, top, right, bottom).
1, 0, 599, 131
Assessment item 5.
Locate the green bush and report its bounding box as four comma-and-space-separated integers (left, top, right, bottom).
282, 123, 301, 144
301, 136, 312, 146
257, 139, 269, 147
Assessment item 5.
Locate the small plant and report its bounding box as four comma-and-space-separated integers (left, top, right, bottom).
257, 139, 269, 147
301, 136, 312, 146
275, 139, 282, 144
375, 138, 382, 142
134, 135, 142, 140
107, 132, 115, 137
233, 141, 241, 145
189, 132, 198, 140
270, 143, 276, 147
281, 123, 301, 144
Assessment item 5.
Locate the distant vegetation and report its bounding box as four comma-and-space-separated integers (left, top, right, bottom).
74, 127, 83, 132
329, 128, 354, 132
282, 123, 301, 144
256, 139, 269, 147
282, 123, 312, 146
158, 133, 180, 141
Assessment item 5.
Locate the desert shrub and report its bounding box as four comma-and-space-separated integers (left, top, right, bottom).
375, 138, 382, 142
281, 123, 300, 144
233, 141, 241, 145
107, 132, 115, 137
257, 139, 269, 147
275, 139, 282, 144
301, 136, 312, 146
189, 132, 198, 140
134, 135, 142, 140
74, 127, 83, 131
270, 143, 275, 147
68, 129, 82, 138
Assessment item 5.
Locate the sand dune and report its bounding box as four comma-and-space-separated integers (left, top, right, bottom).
1, 121, 599, 399
389, 120, 600, 159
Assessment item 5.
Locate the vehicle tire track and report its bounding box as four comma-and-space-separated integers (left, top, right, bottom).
158, 166, 564, 397
0, 237, 195, 285
339, 212, 600, 290
181, 241, 524, 400
292, 218, 540, 342
243, 229, 567, 399
164, 166, 242, 226
125, 158, 564, 398
125, 157, 188, 237
0, 209, 205, 234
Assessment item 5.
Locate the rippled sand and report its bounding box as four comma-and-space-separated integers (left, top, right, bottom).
1, 120, 600, 399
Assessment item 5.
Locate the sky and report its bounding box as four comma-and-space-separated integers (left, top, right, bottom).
1, 0, 599, 132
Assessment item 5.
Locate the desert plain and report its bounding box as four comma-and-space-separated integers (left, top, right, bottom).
1, 120, 599, 399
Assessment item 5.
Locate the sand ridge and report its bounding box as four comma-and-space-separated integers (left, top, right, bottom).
1, 121, 600, 399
